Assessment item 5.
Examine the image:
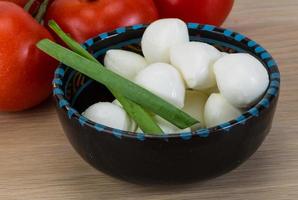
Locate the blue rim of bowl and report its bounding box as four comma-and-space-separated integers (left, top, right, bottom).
53, 23, 280, 141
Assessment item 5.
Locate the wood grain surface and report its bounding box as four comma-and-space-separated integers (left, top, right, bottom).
1, 0, 298, 199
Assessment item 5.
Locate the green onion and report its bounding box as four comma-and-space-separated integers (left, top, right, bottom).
48, 21, 98, 62
37, 41, 198, 129
48, 21, 163, 135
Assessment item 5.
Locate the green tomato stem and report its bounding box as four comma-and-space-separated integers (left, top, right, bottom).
35, 0, 50, 23
24, 0, 36, 12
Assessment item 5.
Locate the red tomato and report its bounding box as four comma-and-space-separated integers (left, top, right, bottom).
153, 0, 234, 26
0, 2, 57, 112
0, 0, 28, 6
0, 0, 54, 16
45, 0, 159, 43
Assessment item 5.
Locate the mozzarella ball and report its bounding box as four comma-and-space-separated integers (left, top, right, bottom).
141, 18, 189, 63
170, 42, 222, 90
136, 116, 191, 134
204, 94, 243, 128
203, 86, 220, 96
111, 99, 137, 132
221, 52, 228, 57
112, 99, 122, 107
182, 90, 208, 129
214, 53, 269, 108
134, 63, 185, 108
104, 49, 147, 79
136, 127, 143, 133
155, 116, 191, 134
82, 102, 134, 131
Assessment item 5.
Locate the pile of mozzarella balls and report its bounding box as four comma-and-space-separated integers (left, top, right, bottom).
83, 19, 269, 134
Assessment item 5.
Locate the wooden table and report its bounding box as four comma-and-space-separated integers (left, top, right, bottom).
1, 0, 298, 199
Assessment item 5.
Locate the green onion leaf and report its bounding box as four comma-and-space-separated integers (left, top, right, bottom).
112, 92, 163, 135
37, 40, 198, 129
48, 20, 98, 62
48, 20, 163, 135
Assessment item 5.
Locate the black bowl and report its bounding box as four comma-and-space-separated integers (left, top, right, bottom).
53, 23, 280, 183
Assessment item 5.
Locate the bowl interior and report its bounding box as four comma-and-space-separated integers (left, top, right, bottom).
55, 24, 280, 137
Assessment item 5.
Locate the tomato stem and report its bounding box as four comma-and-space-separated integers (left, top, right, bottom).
35, 0, 50, 23
24, 0, 36, 12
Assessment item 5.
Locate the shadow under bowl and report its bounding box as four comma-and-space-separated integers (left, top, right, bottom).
53, 23, 280, 183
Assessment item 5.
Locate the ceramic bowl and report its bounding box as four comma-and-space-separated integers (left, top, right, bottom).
53, 23, 280, 183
